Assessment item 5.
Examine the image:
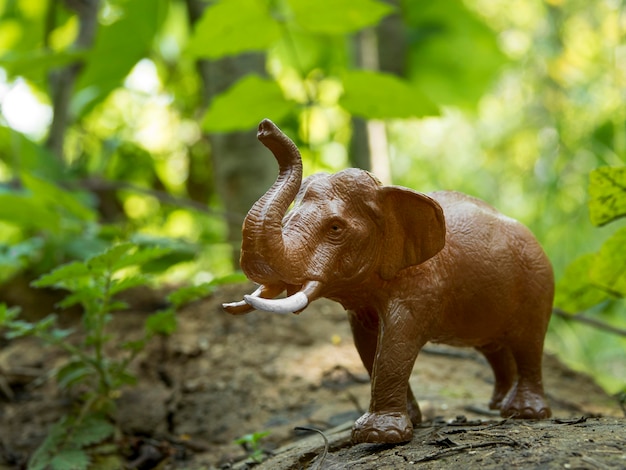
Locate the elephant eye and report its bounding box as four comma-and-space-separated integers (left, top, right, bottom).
328, 220, 345, 237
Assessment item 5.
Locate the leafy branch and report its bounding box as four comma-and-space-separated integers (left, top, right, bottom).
552, 308, 626, 338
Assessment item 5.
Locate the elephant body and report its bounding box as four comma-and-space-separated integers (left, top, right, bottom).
224, 120, 554, 444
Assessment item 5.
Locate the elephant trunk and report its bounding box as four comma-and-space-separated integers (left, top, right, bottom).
239, 119, 302, 284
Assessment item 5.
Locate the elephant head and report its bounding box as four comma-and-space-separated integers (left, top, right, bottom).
223, 119, 446, 315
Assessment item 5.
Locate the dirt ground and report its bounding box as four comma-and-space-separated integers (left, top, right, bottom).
0, 282, 624, 469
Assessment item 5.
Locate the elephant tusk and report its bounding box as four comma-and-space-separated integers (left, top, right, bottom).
222, 285, 263, 315
243, 280, 322, 314
244, 291, 308, 314
221, 299, 254, 315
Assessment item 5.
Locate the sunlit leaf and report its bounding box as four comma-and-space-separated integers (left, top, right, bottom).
554, 254, 608, 312
340, 70, 438, 119
75, 0, 168, 116
109, 275, 149, 296
22, 173, 96, 222
0, 127, 65, 180
404, 0, 507, 108
110, 245, 174, 271
57, 288, 101, 309
0, 50, 84, 84
588, 166, 626, 226
187, 0, 281, 59
590, 227, 626, 298
86, 243, 135, 272
32, 261, 90, 288
0, 192, 60, 232
202, 75, 295, 132
271, 31, 348, 76
287, 0, 394, 34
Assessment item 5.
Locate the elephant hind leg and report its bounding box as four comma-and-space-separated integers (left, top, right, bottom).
407, 386, 422, 425
477, 344, 517, 411
500, 342, 551, 419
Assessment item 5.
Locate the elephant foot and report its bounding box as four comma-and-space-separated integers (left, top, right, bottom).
352, 411, 413, 444
500, 384, 551, 419
488, 389, 510, 410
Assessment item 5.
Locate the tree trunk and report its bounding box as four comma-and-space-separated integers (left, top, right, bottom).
185, 0, 277, 267
45, 0, 100, 161
349, 0, 407, 185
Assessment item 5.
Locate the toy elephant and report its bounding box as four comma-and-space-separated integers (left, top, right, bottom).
223, 119, 554, 444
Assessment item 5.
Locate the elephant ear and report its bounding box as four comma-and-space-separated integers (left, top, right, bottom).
378, 186, 446, 280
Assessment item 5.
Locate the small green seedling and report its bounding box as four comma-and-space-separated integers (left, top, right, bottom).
234, 431, 271, 463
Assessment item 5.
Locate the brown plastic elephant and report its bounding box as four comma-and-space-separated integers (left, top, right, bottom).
223, 119, 554, 444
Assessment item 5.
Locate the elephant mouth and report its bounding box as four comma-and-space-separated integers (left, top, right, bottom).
222, 280, 323, 315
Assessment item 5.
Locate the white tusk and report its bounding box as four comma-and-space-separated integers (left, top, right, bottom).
244, 291, 309, 314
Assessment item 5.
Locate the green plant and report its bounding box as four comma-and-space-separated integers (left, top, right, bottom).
554, 166, 626, 393
234, 431, 271, 464
0, 242, 240, 469
27, 414, 118, 470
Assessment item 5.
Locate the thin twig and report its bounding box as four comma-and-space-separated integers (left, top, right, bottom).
294, 426, 330, 470
552, 308, 626, 337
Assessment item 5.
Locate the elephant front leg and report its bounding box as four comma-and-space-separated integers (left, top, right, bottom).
349, 310, 422, 427
352, 308, 424, 444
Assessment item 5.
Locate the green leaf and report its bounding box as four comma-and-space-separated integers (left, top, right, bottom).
28, 418, 68, 470
166, 273, 247, 308
121, 339, 146, 353
112, 245, 174, 271
0, 49, 85, 84
588, 166, 626, 226
212, 272, 249, 285
32, 261, 90, 288
145, 309, 177, 336
0, 192, 61, 233
4, 320, 36, 339
49, 449, 90, 470
109, 275, 149, 296
202, 75, 295, 132
234, 430, 271, 446
0, 126, 65, 180
86, 243, 135, 272
340, 70, 438, 119
56, 361, 93, 390
405, 0, 507, 108
0, 303, 21, 325
0, 238, 45, 270
71, 415, 116, 447
166, 283, 215, 309
187, 0, 281, 59
554, 254, 608, 312
590, 227, 626, 297
22, 173, 96, 222
57, 287, 101, 309
287, 0, 394, 34
75, 0, 168, 116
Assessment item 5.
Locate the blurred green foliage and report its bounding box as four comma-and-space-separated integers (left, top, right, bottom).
0, 0, 624, 396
